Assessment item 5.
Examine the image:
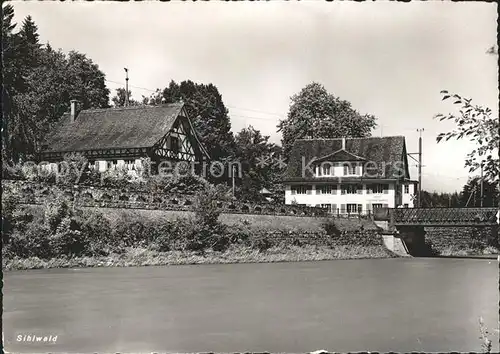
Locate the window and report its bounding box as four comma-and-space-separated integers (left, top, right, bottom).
322, 164, 332, 176
291, 185, 310, 195
125, 159, 135, 170
404, 184, 410, 194
319, 185, 336, 194
107, 160, 117, 170
347, 204, 358, 213
343, 163, 357, 175
321, 204, 332, 212
342, 184, 359, 194
370, 184, 388, 194
404, 204, 409, 208
171, 136, 179, 153
372, 203, 383, 209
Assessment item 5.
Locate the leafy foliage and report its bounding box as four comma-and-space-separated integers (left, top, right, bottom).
435, 91, 499, 182
111, 88, 140, 107
234, 126, 284, 202
459, 176, 499, 207
2, 6, 110, 162
145, 80, 236, 163
277, 82, 378, 158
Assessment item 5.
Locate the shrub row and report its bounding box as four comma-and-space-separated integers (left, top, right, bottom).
2, 193, 384, 261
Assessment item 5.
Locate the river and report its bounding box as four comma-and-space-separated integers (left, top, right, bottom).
3, 258, 499, 352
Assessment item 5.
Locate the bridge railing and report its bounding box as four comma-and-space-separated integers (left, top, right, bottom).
392, 207, 498, 226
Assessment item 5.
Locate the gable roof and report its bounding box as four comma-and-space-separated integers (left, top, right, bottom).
283, 136, 409, 182
315, 148, 366, 163
41, 103, 206, 155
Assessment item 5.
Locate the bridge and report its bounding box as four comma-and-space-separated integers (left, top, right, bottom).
373, 207, 498, 256
390, 207, 498, 227
372, 207, 498, 227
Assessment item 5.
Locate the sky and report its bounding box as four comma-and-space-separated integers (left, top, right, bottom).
10, 1, 498, 193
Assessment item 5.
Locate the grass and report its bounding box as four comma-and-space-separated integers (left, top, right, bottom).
23, 204, 331, 232
438, 245, 498, 257
3, 244, 396, 271
479, 316, 495, 354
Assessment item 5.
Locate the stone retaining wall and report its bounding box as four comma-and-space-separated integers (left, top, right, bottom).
253, 229, 385, 248
2, 180, 327, 217
425, 226, 499, 251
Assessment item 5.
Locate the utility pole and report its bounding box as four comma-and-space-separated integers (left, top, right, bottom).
480, 162, 484, 207
407, 129, 424, 207
417, 128, 424, 207
232, 164, 236, 199
124, 68, 129, 107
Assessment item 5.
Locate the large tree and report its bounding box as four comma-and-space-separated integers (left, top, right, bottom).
111, 88, 140, 107
277, 82, 378, 158
233, 126, 283, 201
435, 91, 499, 182
1, 7, 110, 162
157, 80, 236, 162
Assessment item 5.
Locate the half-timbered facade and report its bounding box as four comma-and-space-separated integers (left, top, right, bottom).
283, 136, 418, 214
39, 100, 210, 174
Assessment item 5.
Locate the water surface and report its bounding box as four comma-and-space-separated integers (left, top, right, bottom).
3, 258, 499, 352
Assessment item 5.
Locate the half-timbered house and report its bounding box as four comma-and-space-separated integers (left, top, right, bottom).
39, 100, 210, 174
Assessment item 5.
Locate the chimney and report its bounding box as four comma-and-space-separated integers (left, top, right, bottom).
70, 100, 79, 122
342, 137, 346, 150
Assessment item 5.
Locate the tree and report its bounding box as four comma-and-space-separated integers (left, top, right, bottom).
233, 126, 278, 201
459, 176, 499, 207
1, 7, 110, 162
277, 82, 378, 158
2, 4, 26, 161
18, 15, 41, 69
159, 80, 236, 161
111, 88, 140, 107
65, 51, 110, 110
435, 91, 499, 183
413, 190, 461, 208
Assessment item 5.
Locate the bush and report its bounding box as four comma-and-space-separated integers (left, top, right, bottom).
75, 208, 114, 256
6, 222, 52, 258
322, 218, 341, 236
2, 160, 24, 180
2, 193, 19, 243
49, 217, 87, 256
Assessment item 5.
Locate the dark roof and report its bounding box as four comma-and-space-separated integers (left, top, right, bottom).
41, 103, 193, 153
283, 136, 408, 182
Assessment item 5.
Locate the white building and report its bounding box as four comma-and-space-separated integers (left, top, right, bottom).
282, 136, 418, 214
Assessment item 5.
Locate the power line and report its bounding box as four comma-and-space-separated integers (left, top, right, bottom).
226, 105, 285, 118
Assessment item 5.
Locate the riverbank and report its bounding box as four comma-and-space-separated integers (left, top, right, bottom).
3, 244, 397, 271
436, 246, 498, 259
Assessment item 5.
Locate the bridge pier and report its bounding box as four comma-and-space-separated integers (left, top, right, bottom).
395, 226, 427, 256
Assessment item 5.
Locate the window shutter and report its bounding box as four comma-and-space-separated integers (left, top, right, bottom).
332, 204, 337, 214
343, 165, 348, 175
341, 186, 346, 195
332, 186, 338, 195
357, 185, 363, 194
366, 204, 370, 213
340, 204, 346, 213
383, 204, 389, 208
367, 185, 372, 194
383, 186, 389, 194
355, 165, 360, 175
306, 187, 312, 195
331, 166, 335, 176
291, 188, 296, 195
357, 204, 362, 213
316, 187, 321, 195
